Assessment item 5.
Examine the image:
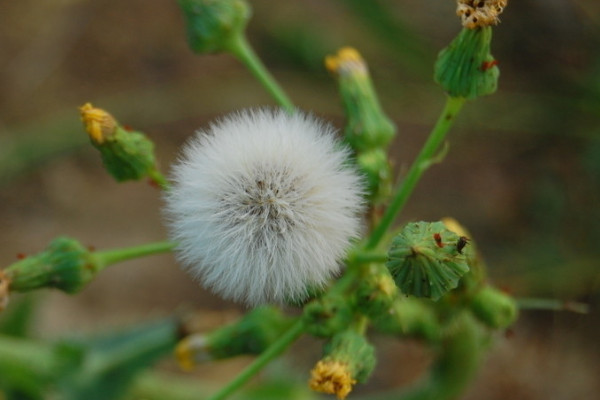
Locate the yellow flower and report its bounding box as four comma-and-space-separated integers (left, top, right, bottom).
309, 360, 356, 400
79, 103, 117, 144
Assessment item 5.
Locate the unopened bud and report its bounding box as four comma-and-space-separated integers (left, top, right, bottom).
386, 221, 470, 301
3, 237, 99, 295
354, 263, 397, 318
469, 286, 517, 329
175, 306, 292, 369
178, 0, 251, 54
79, 103, 162, 185
434, 26, 499, 100
303, 295, 353, 338
309, 330, 376, 399
372, 297, 441, 343
326, 47, 396, 153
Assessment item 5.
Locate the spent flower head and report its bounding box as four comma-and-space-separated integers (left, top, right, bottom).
165, 108, 365, 306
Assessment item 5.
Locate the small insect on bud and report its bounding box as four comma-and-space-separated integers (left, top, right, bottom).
456, 236, 470, 254
386, 221, 470, 301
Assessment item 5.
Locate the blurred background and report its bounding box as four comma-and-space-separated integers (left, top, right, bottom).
0, 0, 598, 399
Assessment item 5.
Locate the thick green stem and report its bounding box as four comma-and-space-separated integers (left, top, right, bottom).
206, 320, 305, 400
95, 241, 176, 267
228, 35, 295, 113
366, 96, 466, 250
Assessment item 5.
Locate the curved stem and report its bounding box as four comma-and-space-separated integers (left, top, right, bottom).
95, 241, 176, 267
366, 96, 466, 250
206, 319, 305, 400
228, 35, 295, 113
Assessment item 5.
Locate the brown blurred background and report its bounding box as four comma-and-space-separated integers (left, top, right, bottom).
0, 1, 599, 399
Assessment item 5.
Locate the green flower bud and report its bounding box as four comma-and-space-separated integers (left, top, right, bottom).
175, 306, 292, 369
434, 26, 499, 100
3, 237, 99, 294
177, 0, 251, 54
80, 103, 165, 187
372, 297, 441, 343
469, 286, 518, 329
354, 263, 398, 318
303, 295, 353, 338
357, 149, 393, 202
326, 47, 396, 152
309, 330, 376, 399
386, 221, 470, 301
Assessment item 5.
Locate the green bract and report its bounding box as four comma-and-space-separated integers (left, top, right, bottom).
386, 221, 470, 300
4, 237, 98, 294
178, 0, 251, 54
434, 26, 499, 99
93, 127, 159, 183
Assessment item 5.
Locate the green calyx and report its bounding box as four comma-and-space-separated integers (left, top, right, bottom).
93, 126, 159, 183
469, 286, 518, 329
303, 295, 353, 338
323, 330, 376, 383
434, 26, 499, 100
206, 306, 293, 359
357, 149, 393, 202
178, 0, 251, 54
387, 221, 470, 301
4, 237, 99, 294
354, 263, 398, 318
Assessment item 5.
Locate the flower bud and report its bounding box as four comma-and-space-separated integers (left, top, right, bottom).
386, 221, 470, 301
2, 237, 99, 294
177, 0, 251, 54
80, 103, 163, 185
469, 286, 518, 329
309, 330, 376, 399
354, 263, 398, 318
326, 47, 396, 153
175, 306, 292, 369
356, 149, 393, 202
372, 297, 441, 343
303, 295, 353, 338
434, 26, 499, 100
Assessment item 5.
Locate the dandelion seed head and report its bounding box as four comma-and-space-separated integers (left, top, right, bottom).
165, 108, 364, 306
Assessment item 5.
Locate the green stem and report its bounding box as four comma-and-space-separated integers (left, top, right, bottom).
228, 35, 295, 113
148, 168, 170, 191
517, 297, 590, 314
366, 96, 466, 250
206, 320, 305, 400
95, 241, 176, 267
349, 251, 388, 265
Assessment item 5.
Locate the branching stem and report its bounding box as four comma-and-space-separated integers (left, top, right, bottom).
366, 96, 466, 250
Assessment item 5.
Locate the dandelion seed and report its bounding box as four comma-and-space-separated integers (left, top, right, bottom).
165, 108, 364, 306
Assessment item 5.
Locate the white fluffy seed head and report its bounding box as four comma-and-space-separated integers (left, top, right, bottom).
164, 108, 365, 306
